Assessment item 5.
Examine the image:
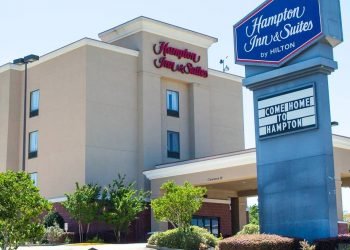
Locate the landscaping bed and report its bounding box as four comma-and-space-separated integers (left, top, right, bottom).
217, 234, 301, 250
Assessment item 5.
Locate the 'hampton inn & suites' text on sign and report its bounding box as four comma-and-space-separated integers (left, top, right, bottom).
234, 0, 323, 66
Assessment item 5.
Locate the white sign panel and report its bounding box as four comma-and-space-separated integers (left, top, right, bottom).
258, 85, 317, 138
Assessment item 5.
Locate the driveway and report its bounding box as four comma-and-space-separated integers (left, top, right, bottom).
18, 243, 150, 250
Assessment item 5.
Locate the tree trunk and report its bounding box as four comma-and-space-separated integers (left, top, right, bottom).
113, 230, 117, 243
1, 232, 8, 250
1, 242, 6, 250
169, 221, 177, 229
117, 230, 121, 243
86, 223, 90, 241
113, 229, 121, 243
78, 222, 83, 243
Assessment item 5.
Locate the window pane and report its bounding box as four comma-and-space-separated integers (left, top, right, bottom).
167, 131, 179, 153
197, 218, 204, 227
30, 173, 38, 187
173, 133, 179, 152
204, 219, 211, 231
191, 218, 198, 226
192, 216, 220, 236
167, 90, 179, 112
167, 132, 172, 151
168, 93, 173, 110
212, 219, 219, 236
30, 90, 40, 111
29, 131, 38, 153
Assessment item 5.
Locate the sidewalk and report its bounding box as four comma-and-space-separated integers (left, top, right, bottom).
18, 243, 149, 250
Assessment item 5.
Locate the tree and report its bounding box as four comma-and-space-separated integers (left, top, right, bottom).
63, 183, 101, 242
0, 171, 51, 250
43, 211, 65, 229
151, 181, 207, 230
101, 175, 150, 243
248, 204, 259, 225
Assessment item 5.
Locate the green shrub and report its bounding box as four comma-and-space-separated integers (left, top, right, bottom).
44, 211, 65, 229
86, 235, 104, 243
218, 234, 299, 250
300, 240, 315, 250
147, 226, 219, 250
236, 223, 260, 235
44, 223, 65, 244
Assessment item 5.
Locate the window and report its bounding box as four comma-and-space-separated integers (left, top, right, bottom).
191, 216, 220, 236
30, 90, 40, 117
166, 90, 179, 117
29, 131, 38, 159
167, 131, 180, 159
30, 172, 38, 187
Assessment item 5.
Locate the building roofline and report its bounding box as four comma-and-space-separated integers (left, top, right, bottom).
144, 134, 350, 180
154, 148, 256, 169
144, 149, 256, 180
0, 38, 139, 72
208, 69, 243, 82
0, 63, 22, 74
333, 134, 350, 150
98, 16, 218, 49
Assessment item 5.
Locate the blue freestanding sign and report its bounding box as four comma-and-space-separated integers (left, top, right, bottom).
234, 0, 323, 66
234, 0, 343, 242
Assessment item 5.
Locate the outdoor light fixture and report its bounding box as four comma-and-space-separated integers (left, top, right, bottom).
13, 54, 39, 171
24, 54, 39, 63
331, 121, 339, 127
13, 58, 25, 65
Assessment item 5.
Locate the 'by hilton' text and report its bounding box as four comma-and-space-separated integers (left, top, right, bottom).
153, 42, 208, 78
258, 86, 317, 138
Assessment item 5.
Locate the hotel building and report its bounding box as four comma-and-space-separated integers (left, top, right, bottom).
1, 17, 350, 240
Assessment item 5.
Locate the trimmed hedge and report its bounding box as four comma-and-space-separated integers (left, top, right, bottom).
148, 226, 219, 250
218, 234, 300, 250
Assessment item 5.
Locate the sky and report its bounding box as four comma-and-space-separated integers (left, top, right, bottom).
1, 0, 349, 212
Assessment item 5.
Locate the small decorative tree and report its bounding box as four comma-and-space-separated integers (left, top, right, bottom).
63, 183, 101, 242
248, 204, 259, 225
101, 174, 150, 243
151, 181, 207, 231
0, 171, 51, 250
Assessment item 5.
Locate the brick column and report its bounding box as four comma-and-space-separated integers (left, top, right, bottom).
231, 198, 240, 235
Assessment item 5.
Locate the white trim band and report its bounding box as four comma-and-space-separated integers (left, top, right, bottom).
0, 38, 139, 73
333, 135, 350, 150
144, 135, 350, 180
99, 17, 218, 49
0, 63, 22, 74
203, 198, 231, 205
28, 38, 139, 69
208, 69, 243, 83
48, 196, 67, 203
144, 151, 256, 180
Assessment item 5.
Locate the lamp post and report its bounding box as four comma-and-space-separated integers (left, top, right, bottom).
13, 54, 39, 171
